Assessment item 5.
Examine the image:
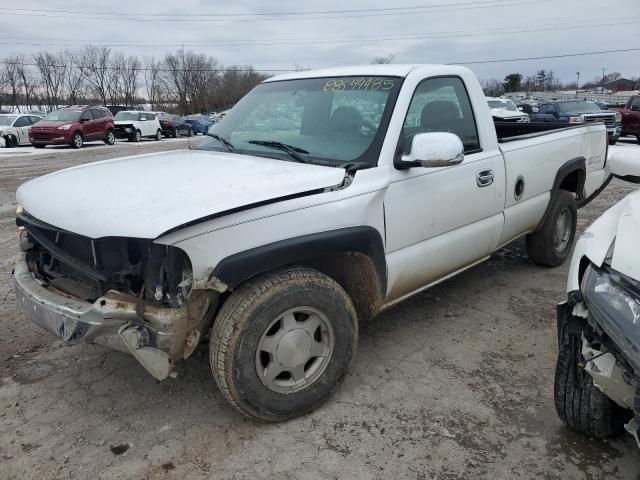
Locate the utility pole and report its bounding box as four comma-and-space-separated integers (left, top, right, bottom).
601, 67, 607, 93
576, 72, 580, 97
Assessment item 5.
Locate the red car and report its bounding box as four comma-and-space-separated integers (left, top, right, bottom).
611, 95, 640, 144
29, 106, 115, 149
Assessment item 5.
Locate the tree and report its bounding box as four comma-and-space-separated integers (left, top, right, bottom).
481, 78, 504, 97
502, 73, 522, 92
143, 57, 163, 108
79, 46, 111, 105
371, 54, 395, 64
33, 51, 67, 110
65, 51, 87, 104
536, 70, 547, 91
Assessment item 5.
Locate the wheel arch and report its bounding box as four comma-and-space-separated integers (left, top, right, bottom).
211, 226, 387, 322
535, 156, 585, 231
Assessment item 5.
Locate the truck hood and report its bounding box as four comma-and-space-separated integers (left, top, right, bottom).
568, 188, 640, 290
16, 149, 346, 239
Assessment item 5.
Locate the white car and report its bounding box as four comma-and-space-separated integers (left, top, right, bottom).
14, 64, 614, 421
113, 110, 162, 142
555, 147, 640, 446
487, 97, 529, 122
0, 113, 42, 147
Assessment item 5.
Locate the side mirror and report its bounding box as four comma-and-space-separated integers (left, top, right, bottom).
399, 132, 464, 168
610, 149, 640, 184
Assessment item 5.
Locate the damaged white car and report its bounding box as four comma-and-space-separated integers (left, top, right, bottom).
14, 65, 613, 421
555, 148, 640, 446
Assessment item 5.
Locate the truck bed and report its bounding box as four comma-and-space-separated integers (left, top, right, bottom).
494, 121, 582, 143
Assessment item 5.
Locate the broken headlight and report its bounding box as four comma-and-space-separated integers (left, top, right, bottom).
582, 263, 640, 366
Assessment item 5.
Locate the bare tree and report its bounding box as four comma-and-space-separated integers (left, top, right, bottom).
107, 51, 125, 105
143, 57, 163, 108
33, 51, 67, 110
79, 46, 111, 105
121, 55, 140, 107
66, 51, 87, 105
371, 54, 395, 64
3, 55, 22, 110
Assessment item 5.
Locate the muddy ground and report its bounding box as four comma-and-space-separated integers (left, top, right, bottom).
1, 138, 639, 480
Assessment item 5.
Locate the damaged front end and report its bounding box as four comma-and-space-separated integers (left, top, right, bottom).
14, 210, 217, 380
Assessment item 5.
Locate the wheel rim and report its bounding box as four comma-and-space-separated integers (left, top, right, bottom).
136, 131, 141, 141
74, 135, 82, 147
107, 132, 114, 144
554, 208, 572, 252
255, 307, 334, 394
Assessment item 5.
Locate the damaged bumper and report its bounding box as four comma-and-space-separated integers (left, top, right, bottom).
14, 251, 189, 379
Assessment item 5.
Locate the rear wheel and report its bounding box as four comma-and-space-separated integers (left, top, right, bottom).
173, 127, 179, 138
526, 190, 576, 267
71, 132, 83, 149
187, 128, 193, 137
104, 129, 115, 145
210, 267, 358, 422
554, 335, 627, 438
155, 129, 162, 141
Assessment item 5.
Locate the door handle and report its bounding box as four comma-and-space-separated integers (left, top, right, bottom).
477, 169, 494, 187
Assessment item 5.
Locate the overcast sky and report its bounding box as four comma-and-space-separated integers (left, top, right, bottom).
1, 0, 638, 83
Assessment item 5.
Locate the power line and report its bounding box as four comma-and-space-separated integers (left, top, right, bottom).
2, 19, 638, 49
0, 0, 550, 23
6, 1, 542, 17
2, 48, 639, 72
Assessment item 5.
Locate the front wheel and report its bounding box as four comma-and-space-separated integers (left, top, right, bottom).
133, 129, 141, 142
609, 138, 618, 146
526, 190, 577, 267
187, 128, 193, 137
104, 129, 115, 145
210, 267, 358, 422
155, 129, 162, 141
554, 334, 626, 438
71, 132, 83, 149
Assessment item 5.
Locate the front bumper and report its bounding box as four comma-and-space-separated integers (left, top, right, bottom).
29, 131, 71, 145
14, 251, 189, 369
607, 126, 622, 138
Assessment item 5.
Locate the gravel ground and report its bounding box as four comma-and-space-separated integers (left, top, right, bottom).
1, 138, 639, 480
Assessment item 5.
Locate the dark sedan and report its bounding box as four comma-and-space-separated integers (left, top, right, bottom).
158, 114, 193, 138
184, 115, 215, 135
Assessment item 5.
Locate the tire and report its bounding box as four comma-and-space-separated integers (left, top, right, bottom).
187, 128, 193, 137
4, 135, 16, 148
554, 336, 626, 438
173, 127, 179, 138
636, 135, 640, 145
71, 132, 83, 149
104, 129, 116, 145
609, 139, 617, 146
133, 130, 141, 142
210, 267, 358, 422
526, 189, 577, 267
155, 129, 162, 141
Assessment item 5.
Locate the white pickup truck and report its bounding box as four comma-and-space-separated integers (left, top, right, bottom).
14, 65, 626, 422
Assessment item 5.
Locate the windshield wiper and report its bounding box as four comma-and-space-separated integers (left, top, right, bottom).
206, 132, 235, 152
248, 140, 310, 163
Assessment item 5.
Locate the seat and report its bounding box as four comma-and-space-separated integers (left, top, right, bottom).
420, 101, 461, 133
328, 106, 362, 136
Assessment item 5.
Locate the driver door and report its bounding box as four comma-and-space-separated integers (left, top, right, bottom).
384, 76, 505, 301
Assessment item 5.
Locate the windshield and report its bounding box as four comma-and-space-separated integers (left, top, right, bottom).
196, 76, 402, 165
0, 116, 16, 126
114, 111, 140, 121
557, 101, 604, 114
488, 99, 518, 111
44, 110, 81, 121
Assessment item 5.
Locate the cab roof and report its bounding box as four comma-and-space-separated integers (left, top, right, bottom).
265, 64, 444, 82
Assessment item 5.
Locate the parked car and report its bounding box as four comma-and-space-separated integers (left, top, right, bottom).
113, 111, 162, 142
486, 97, 529, 122
29, 106, 115, 149
157, 113, 193, 137
184, 115, 214, 135
610, 95, 640, 144
554, 148, 640, 446
530, 99, 622, 144
0, 113, 42, 147
14, 65, 611, 422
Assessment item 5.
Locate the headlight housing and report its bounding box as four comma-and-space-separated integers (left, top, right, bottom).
57, 124, 72, 130
569, 116, 584, 124
615, 112, 622, 123
582, 263, 640, 367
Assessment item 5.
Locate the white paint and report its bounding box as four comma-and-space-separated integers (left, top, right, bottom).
113, 111, 161, 139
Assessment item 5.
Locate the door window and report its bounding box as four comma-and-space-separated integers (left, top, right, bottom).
401, 77, 480, 154
14, 116, 31, 127
80, 110, 92, 121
